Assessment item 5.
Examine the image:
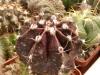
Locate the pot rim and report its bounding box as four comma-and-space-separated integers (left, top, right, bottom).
69, 68, 82, 75
75, 46, 100, 63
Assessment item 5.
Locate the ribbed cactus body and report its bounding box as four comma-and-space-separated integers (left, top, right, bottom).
69, 4, 100, 46
16, 14, 81, 75
92, 16, 100, 28
84, 17, 100, 45
71, 12, 87, 39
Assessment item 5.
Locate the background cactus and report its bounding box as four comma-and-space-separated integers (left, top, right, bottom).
0, 0, 31, 74
0, 0, 31, 36
61, 0, 83, 10
20, 0, 66, 17
69, 3, 100, 47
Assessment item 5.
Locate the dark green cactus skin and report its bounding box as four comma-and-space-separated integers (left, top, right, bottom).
62, 0, 83, 10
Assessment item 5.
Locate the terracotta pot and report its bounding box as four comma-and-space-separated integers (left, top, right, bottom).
69, 68, 82, 75
75, 46, 100, 73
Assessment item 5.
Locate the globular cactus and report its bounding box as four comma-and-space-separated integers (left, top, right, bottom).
20, 0, 66, 17
83, 17, 100, 46
16, 13, 82, 75
69, 3, 100, 47
0, 1, 31, 36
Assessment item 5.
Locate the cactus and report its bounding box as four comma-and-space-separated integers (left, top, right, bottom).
70, 11, 87, 39
20, 0, 66, 16
61, 0, 83, 10
16, 1, 100, 75
0, 0, 100, 75
0, 0, 31, 36
16, 13, 82, 75
69, 2, 100, 47
83, 17, 100, 45
92, 16, 100, 28
0, 33, 17, 60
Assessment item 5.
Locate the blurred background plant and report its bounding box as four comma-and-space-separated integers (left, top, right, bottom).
67, 0, 100, 60
69, 1, 100, 47
0, 0, 31, 75
61, 0, 83, 10
87, 0, 100, 9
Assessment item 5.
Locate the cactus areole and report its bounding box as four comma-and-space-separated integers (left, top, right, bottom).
16, 14, 81, 75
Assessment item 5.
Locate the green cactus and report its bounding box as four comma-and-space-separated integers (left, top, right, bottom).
92, 16, 100, 28
69, 3, 100, 47
71, 11, 87, 39
83, 18, 100, 45
62, 0, 83, 10
0, 33, 17, 60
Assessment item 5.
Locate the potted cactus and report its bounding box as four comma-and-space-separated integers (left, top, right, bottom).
15, 0, 100, 75
0, 0, 100, 75
16, 12, 82, 75
69, 2, 100, 74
